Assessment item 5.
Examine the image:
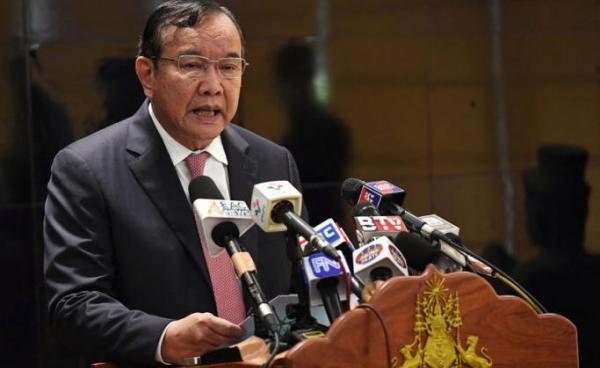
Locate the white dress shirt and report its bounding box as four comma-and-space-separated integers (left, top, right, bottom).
148, 103, 232, 364
149, 103, 231, 200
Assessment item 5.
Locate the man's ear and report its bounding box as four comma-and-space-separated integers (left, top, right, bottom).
135, 56, 154, 99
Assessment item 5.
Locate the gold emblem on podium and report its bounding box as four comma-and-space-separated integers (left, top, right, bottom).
392, 276, 493, 368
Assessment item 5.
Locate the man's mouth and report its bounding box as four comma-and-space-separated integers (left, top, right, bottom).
192, 108, 220, 117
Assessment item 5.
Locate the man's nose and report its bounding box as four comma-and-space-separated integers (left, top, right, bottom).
197, 65, 223, 95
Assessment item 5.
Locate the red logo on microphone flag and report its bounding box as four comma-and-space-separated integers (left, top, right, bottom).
366, 181, 403, 195
358, 186, 382, 207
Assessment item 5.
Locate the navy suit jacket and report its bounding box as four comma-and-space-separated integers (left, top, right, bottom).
44, 101, 302, 365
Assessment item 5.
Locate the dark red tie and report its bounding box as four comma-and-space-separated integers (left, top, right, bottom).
186, 152, 246, 324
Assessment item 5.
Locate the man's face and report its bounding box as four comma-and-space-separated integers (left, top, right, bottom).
138, 12, 243, 150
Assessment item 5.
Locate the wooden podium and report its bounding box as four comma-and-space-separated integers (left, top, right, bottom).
271, 265, 578, 368
94, 266, 578, 367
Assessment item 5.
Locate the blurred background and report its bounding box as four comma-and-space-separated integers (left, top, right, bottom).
1, 0, 599, 367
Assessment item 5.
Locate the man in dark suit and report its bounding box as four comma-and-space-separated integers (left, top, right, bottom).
44, 1, 302, 366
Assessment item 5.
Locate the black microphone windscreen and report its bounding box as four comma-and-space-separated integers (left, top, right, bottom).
352, 201, 381, 216
393, 232, 437, 272
340, 177, 365, 205
189, 176, 224, 201
212, 222, 240, 247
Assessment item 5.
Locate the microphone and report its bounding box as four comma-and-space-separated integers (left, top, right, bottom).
352, 201, 381, 217
343, 178, 493, 276
298, 218, 363, 296
419, 214, 464, 272
302, 251, 349, 323
190, 177, 253, 256
250, 181, 339, 260
344, 180, 546, 313
354, 215, 409, 246
297, 218, 354, 259
189, 177, 278, 333
352, 236, 409, 285
392, 230, 491, 275
341, 178, 462, 251
419, 214, 460, 237
212, 223, 279, 333
392, 231, 454, 272
341, 178, 406, 209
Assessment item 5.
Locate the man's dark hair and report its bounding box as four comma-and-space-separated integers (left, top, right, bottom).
138, 0, 245, 65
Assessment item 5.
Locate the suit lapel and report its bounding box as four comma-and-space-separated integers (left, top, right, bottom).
125, 101, 211, 284
222, 125, 261, 310
222, 126, 260, 262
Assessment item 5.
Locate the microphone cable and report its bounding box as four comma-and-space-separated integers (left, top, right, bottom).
444, 238, 547, 314
341, 266, 352, 313
355, 303, 392, 368
261, 331, 280, 368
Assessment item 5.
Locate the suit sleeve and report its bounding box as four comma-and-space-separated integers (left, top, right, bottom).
44, 148, 171, 364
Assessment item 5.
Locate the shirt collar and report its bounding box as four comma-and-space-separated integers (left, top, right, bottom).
149, 103, 228, 167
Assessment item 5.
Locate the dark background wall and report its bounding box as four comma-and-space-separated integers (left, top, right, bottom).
1, 1, 599, 367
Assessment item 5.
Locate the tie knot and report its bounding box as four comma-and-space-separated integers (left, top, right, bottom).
186, 151, 211, 179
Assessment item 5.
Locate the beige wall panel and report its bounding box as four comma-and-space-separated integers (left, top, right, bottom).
503, 0, 597, 32
330, 0, 428, 35
430, 173, 506, 251
508, 82, 600, 164
29, 0, 157, 42
35, 43, 138, 138
233, 0, 317, 40
504, 32, 600, 78
240, 40, 289, 143
332, 83, 429, 180
240, 83, 286, 144
328, 36, 429, 82
426, 0, 488, 34
429, 35, 490, 82
429, 84, 496, 175
330, 0, 488, 35
392, 176, 433, 215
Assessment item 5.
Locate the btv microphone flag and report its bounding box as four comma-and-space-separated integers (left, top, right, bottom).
353, 236, 408, 284
251, 181, 302, 232
193, 199, 254, 256
357, 181, 406, 208
354, 216, 409, 245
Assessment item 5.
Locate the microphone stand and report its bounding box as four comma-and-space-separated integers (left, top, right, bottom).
284, 229, 327, 345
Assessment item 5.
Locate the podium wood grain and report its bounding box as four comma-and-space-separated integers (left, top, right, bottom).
272, 265, 578, 368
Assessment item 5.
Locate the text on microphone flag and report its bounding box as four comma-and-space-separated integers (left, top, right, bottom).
206, 200, 251, 217
309, 252, 343, 278
354, 243, 384, 265
298, 218, 345, 250
388, 243, 407, 269
355, 216, 408, 232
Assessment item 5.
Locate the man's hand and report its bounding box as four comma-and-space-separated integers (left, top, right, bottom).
161, 312, 244, 364
360, 280, 386, 303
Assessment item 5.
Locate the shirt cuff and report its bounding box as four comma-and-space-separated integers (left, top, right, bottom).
155, 321, 175, 365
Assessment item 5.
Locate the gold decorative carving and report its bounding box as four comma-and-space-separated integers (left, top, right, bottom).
393, 276, 493, 368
